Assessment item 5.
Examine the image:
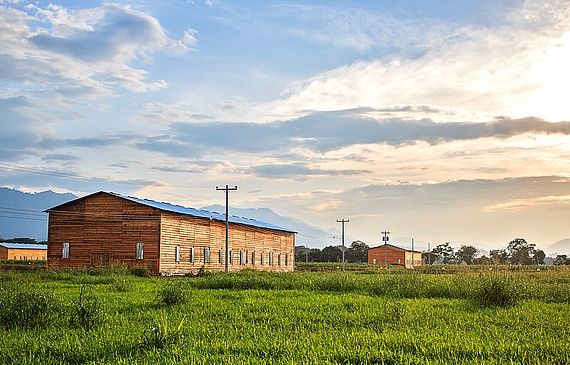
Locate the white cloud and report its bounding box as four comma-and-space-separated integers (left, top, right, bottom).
259, 0, 570, 123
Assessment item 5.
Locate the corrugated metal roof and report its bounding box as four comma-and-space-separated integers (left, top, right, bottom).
107, 192, 296, 233
0, 243, 48, 250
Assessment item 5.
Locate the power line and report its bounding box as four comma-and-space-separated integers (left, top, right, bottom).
0, 162, 211, 188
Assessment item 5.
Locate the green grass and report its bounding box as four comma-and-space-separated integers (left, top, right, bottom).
0, 267, 568, 364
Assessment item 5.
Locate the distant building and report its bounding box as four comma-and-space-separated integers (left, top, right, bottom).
368, 243, 422, 269
45, 191, 296, 275
0, 242, 47, 261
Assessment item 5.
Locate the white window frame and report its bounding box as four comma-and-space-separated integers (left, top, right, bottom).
190, 247, 195, 263
204, 247, 211, 263
269, 252, 274, 265
219, 249, 223, 264
136, 242, 144, 260
175, 246, 181, 262
62, 242, 70, 259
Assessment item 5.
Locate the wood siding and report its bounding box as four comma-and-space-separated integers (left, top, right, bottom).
368, 244, 422, 269
158, 211, 295, 275
47, 193, 160, 274
47, 192, 295, 275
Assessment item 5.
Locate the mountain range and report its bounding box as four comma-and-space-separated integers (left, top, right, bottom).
1, 187, 569, 255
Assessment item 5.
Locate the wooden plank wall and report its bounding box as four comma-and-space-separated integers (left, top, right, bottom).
159, 211, 295, 275
47, 193, 161, 274
368, 245, 406, 266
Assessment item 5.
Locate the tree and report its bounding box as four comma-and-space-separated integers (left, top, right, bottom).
345, 240, 369, 263
489, 249, 509, 264
473, 255, 492, 265
432, 242, 455, 264
455, 245, 478, 265
313, 246, 342, 262
533, 249, 545, 265
507, 238, 536, 265
553, 255, 570, 265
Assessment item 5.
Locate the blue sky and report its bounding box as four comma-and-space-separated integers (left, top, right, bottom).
2, 0, 570, 251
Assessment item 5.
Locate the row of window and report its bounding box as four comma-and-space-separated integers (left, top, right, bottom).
62, 242, 290, 266
13, 256, 46, 260
173, 245, 289, 266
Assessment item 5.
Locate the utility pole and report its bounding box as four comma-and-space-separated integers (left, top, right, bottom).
216, 185, 238, 272
337, 219, 349, 272
381, 230, 390, 268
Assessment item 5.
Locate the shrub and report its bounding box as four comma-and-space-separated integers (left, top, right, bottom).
130, 266, 150, 277
70, 285, 103, 330
156, 281, 188, 306
475, 275, 519, 308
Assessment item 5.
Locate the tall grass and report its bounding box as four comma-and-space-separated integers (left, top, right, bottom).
0, 268, 569, 364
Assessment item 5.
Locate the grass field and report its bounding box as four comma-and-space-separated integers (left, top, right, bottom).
1, 266, 569, 364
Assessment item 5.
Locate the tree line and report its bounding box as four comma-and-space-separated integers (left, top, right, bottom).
295, 240, 369, 263
297, 238, 570, 266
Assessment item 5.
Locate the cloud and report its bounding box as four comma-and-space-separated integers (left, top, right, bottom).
260, 0, 570, 123
136, 110, 570, 158
287, 175, 570, 247
0, 3, 190, 94
247, 163, 370, 180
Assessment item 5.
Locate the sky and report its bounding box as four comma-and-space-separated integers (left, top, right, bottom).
1, 0, 570, 251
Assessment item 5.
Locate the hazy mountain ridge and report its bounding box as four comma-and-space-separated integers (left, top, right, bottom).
201, 204, 339, 248
0, 187, 77, 240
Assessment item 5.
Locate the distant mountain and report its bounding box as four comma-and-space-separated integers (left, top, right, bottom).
201, 204, 339, 248
546, 238, 570, 255
0, 187, 77, 241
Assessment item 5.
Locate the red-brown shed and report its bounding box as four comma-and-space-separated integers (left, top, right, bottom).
368, 243, 422, 269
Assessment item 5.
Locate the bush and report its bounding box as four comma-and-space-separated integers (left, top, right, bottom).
130, 266, 150, 277
475, 275, 519, 308
70, 285, 103, 330
156, 281, 188, 306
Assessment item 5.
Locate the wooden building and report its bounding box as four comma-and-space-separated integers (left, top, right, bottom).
0, 243, 48, 261
368, 243, 422, 269
45, 191, 296, 275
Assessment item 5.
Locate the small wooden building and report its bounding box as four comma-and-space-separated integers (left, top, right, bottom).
45, 191, 296, 275
0, 243, 47, 261
368, 243, 422, 269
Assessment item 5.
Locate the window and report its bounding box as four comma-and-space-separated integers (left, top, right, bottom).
240, 251, 246, 265
204, 247, 211, 263
269, 253, 274, 265
278, 254, 281, 266
261, 252, 265, 265
219, 249, 223, 264
229, 250, 233, 264
285, 254, 289, 266
190, 247, 195, 263
251, 251, 255, 265
136, 242, 144, 260
62, 242, 70, 259
175, 246, 181, 262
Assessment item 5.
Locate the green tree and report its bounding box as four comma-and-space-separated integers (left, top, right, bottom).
507, 238, 536, 265
553, 254, 570, 265
432, 242, 455, 264
533, 249, 546, 265
455, 245, 478, 265
490, 249, 509, 264
345, 240, 369, 263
